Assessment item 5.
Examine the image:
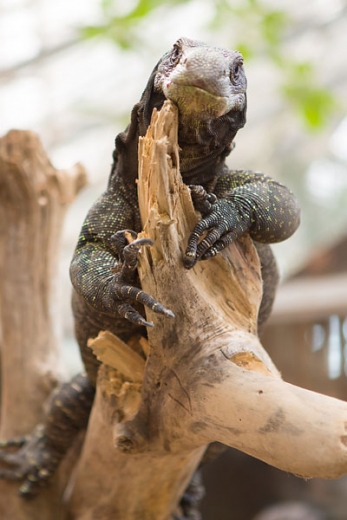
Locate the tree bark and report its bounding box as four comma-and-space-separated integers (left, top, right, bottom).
0, 130, 87, 520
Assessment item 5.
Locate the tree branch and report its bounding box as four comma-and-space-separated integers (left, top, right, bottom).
67, 101, 347, 520
0, 130, 87, 519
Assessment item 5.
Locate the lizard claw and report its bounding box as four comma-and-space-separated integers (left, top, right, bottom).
0, 425, 60, 498
111, 230, 154, 267
0, 436, 29, 448
108, 230, 175, 325
184, 186, 251, 269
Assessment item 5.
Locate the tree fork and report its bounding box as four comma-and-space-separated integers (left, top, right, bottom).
66, 102, 347, 519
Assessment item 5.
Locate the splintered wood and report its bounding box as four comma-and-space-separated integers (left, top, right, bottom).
68, 102, 347, 520
134, 102, 347, 480
88, 331, 145, 383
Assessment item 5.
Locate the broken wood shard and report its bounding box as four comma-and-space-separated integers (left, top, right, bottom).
88, 331, 145, 383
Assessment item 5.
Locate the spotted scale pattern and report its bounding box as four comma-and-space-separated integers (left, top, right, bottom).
184, 170, 300, 267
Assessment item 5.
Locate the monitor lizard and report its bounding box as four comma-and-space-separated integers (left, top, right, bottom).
0, 37, 300, 517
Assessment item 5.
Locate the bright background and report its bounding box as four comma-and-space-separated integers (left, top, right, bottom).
1, 0, 347, 370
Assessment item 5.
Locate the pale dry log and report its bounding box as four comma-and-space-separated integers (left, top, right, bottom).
0, 130, 87, 520
135, 103, 347, 479
66, 360, 204, 520
68, 102, 347, 520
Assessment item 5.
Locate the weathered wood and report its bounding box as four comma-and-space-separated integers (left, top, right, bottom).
0, 130, 87, 520
134, 104, 347, 481
88, 331, 146, 383
66, 102, 270, 520
68, 101, 347, 519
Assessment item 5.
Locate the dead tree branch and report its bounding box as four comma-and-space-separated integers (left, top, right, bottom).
0, 130, 87, 519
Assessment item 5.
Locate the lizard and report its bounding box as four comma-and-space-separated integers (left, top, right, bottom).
0, 37, 300, 516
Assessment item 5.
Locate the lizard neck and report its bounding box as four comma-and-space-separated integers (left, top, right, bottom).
113, 98, 246, 188
178, 107, 245, 185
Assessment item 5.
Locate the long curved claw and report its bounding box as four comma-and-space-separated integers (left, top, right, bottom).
122, 237, 155, 272
115, 286, 175, 326
111, 230, 138, 261
116, 303, 154, 327
111, 231, 154, 274
184, 193, 251, 269
109, 229, 175, 325
19, 479, 40, 498
0, 436, 28, 449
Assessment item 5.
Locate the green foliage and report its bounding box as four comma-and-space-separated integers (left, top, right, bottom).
281, 62, 337, 130
80, 0, 337, 130
80, 0, 188, 48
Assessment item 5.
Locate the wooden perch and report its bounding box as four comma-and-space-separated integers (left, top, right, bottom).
67, 102, 347, 520
0, 130, 87, 520
135, 102, 347, 478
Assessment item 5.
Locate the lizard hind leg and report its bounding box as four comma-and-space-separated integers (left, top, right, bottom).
0, 372, 95, 497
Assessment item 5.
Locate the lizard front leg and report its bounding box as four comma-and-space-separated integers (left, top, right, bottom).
183, 184, 251, 267
70, 182, 174, 329
184, 172, 300, 268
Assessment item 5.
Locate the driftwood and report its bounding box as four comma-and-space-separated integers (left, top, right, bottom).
0, 130, 87, 519
65, 102, 347, 520
3, 106, 347, 520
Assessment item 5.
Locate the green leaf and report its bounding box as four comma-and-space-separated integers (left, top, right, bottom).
235, 42, 254, 61
80, 25, 107, 39
260, 11, 288, 45
282, 82, 337, 130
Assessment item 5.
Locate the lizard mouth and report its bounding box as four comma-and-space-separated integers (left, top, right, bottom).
164, 81, 242, 119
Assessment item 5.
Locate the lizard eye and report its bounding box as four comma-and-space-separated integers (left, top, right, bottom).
170, 44, 181, 65
231, 58, 243, 82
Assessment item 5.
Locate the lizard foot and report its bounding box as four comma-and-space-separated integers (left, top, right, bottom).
0, 425, 60, 497
108, 230, 175, 327
184, 185, 251, 269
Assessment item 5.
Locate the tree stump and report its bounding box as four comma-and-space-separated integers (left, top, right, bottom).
0, 130, 87, 519
66, 102, 347, 520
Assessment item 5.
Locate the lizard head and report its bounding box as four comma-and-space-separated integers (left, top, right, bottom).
154, 37, 247, 122
133, 38, 247, 184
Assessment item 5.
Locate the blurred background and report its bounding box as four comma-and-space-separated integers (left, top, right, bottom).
1, 0, 347, 518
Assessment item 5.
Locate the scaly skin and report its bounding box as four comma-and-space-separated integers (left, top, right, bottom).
0, 38, 300, 517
